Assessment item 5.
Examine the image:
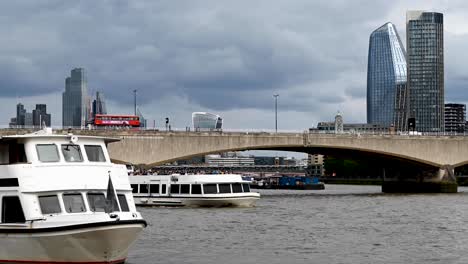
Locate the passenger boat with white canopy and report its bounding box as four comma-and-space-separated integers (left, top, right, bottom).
0, 128, 146, 263
130, 174, 260, 207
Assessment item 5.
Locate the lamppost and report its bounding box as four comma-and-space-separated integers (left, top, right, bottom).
133, 89, 137, 116
273, 94, 279, 132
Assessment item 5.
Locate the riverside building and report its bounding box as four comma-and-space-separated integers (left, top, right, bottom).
406, 11, 444, 132
367, 22, 407, 131
444, 103, 466, 133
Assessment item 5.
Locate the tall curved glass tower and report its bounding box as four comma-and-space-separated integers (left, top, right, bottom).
367, 22, 407, 131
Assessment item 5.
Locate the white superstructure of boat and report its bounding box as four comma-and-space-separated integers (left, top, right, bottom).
130, 174, 260, 207
0, 128, 146, 263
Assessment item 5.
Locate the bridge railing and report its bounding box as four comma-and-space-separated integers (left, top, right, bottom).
1, 124, 468, 137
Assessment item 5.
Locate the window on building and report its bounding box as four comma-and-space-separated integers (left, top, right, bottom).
2, 196, 25, 223
150, 184, 159, 194
203, 184, 217, 194
191, 184, 202, 194
84, 145, 106, 162
118, 194, 130, 212
219, 184, 231, 193
87, 193, 106, 212
232, 183, 243, 193
61, 144, 83, 162
36, 144, 59, 162
180, 184, 190, 194
63, 193, 86, 213
38, 195, 61, 214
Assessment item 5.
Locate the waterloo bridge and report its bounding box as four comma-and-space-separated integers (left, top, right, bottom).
2, 128, 468, 193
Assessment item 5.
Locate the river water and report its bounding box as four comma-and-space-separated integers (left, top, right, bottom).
127, 185, 468, 264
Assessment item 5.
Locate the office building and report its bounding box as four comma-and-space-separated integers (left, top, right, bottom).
406, 11, 444, 132
32, 104, 51, 127
205, 153, 254, 166
16, 103, 26, 127
445, 103, 466, 133
367, 22, 407, 130
92, 91, 107, 119
63, 68, 88, 127
192, 112, 223, 130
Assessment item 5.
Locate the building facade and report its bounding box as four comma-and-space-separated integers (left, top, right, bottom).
32, 104, 51, 127
367, 22, 407, 130
63, 68, 88, 128
444, 103, 466, 133
406, 11, 444, 132
192, 112, 223, 130
92, 91, 107, 119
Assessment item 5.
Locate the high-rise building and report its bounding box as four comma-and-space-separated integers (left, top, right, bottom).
367, 22, 407, 130
16, 103, 26, 127
444, 103, 466, 133
62, 68, 88, 128
92, 91, 107, 119
192, 112, 223, 130
32, 104, 51, 127
406, 11, 444, 132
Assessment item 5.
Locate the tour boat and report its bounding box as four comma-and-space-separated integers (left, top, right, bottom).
0, 128, 146, 263
130, 174, 260, 207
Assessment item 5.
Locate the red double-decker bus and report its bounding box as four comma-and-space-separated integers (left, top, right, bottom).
94, 114, 140, 127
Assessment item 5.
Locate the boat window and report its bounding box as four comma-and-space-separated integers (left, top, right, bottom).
63, 193, 86, 213
161, 184, 167, 194
170, 184, 180, 194
84, 145, 107, 162
140, 184, 149, 194
87, 193, 106, 212
38, 195, 62, 214
219, 184, 231, 194
180, 184, 190, 194
2, 196, 25, 223
118, 194, 130, 212
242, 183, 251, 192
7, 143, 27, 164
150, 184, 159, 194
61, 144, 83, 162
36, 144, 60, 162
131, 184, 139, 193
232, 183, 243, 193
203, 184, 217, 194
191, 184, 202, 194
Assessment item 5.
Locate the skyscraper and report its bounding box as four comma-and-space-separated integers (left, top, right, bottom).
16, 103, 26, 127
92, 91, 107, 119
32, 104, 51, 127
367, 22, 407, 130
62, 68, 88, 127
406, 11, 444, 132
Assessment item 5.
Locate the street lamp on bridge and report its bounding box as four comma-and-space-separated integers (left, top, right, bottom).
273, 94, 279, 133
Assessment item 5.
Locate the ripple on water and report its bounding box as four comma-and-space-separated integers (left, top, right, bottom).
127, 185, 468, 264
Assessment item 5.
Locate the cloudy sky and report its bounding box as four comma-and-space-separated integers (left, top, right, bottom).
1, 0, 468, 131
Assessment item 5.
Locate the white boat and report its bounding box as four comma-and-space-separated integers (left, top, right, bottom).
0, 128, 146, 263
130, 174, 260, 207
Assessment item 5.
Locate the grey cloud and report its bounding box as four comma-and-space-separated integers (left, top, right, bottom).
1, 0, 467, 129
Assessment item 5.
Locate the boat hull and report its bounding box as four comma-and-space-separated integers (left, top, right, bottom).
135, 195, 260, 208
0, 220, 146, 264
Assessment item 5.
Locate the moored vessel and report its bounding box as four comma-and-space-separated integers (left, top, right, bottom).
0, 128, 146, 263
130, 174, 260, 207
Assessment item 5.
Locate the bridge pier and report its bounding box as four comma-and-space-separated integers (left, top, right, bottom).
382, 165, 458, 193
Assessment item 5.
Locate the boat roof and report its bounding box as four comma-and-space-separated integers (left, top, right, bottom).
0, 132, 120, 143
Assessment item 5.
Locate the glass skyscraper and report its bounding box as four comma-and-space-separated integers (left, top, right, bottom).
406, 11, 444, 132
62, 68, 88, 128
367, 22, 407, 131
